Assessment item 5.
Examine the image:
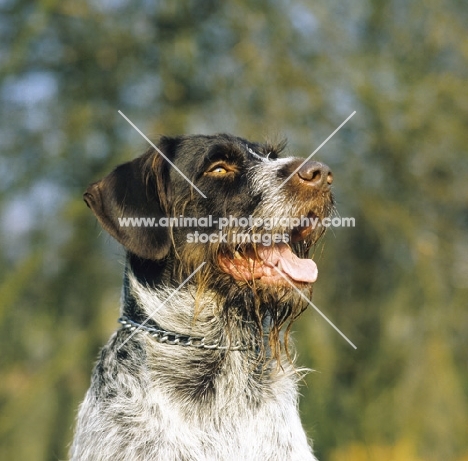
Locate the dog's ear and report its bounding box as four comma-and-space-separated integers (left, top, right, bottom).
83, 145, 173, 260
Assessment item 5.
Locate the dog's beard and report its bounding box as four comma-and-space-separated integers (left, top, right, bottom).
216, 273, 313, 364
169, 238, 316, 365
167, 190, 332, 364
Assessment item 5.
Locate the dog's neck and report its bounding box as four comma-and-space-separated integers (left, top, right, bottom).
121, 264, 267, 352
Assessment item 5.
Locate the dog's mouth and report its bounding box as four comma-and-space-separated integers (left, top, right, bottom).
218, 216, 320, 286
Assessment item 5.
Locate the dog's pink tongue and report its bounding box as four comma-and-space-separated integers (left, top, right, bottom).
257, 244, 318, 283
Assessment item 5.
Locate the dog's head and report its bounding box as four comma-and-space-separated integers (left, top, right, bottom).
84, 134, 334, 356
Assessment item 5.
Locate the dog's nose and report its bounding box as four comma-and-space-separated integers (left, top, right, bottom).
297, 161, 333, 189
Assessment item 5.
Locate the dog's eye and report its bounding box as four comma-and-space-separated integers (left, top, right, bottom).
211, 166, 228, 174
205, 163, 235, 176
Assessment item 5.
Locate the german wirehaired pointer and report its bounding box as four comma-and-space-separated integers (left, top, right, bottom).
71, 134, 334, 460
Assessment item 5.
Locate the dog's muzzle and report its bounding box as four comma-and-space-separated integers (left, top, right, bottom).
218, 158, 333, 286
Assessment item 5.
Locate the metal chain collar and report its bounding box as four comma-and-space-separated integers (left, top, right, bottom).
118, 316, 250, 351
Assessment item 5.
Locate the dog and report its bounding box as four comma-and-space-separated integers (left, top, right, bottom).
70, 133, 334, 460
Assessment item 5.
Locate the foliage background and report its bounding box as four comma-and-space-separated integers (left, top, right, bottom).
1, 0, 467, 460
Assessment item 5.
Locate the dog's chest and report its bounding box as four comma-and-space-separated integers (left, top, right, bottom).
137, 348, 313, 460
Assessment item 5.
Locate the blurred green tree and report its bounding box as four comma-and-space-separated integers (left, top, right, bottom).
0, 0, 467, 460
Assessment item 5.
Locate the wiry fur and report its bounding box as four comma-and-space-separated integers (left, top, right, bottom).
72, 277, 313, 460
71, 133, 334, 460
